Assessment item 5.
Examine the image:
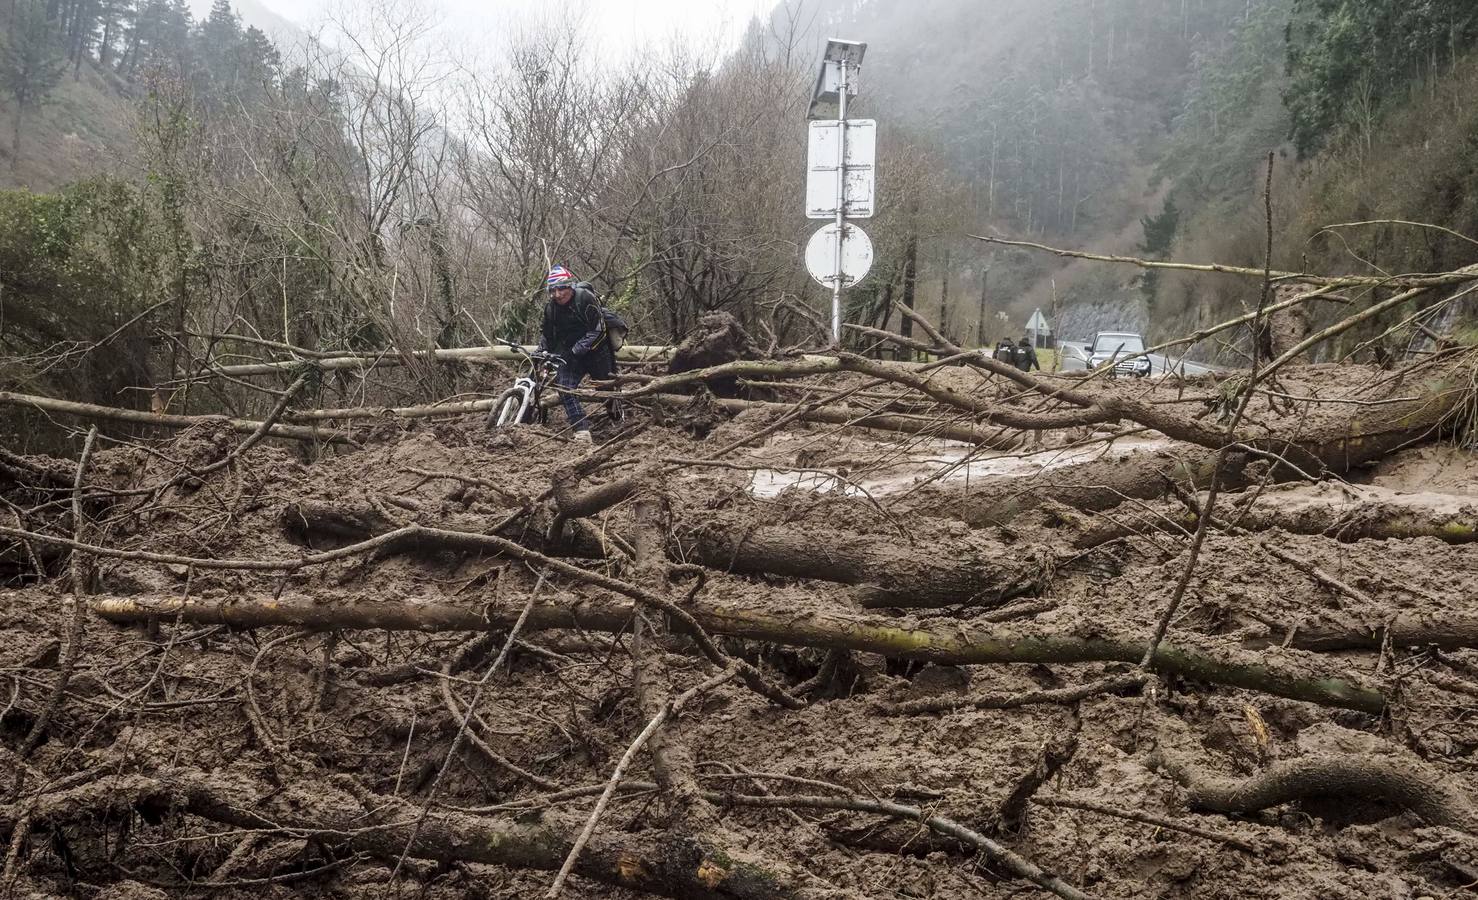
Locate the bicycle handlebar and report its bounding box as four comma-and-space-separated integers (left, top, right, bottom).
500, 340, 563, 367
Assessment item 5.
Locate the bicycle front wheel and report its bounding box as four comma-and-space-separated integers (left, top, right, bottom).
489, 388, 527, 428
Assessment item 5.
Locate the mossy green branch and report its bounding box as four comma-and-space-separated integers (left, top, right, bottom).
92, 593, 1385, 714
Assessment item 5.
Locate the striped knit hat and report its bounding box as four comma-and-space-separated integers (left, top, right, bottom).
545, 265, 576, 289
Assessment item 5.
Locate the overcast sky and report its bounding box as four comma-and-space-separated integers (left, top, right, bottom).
241, 0, 782, 66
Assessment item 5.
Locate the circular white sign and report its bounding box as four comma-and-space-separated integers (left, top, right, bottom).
804, 222, 874, 288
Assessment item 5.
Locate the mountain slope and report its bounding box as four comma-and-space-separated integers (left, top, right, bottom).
0, 0, 298, 192
763, 0, 1289, 343
765, 0, 1478, 353
0, 59, 134, 190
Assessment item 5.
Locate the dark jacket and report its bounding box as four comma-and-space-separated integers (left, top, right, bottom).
1014, 341, 1040, 372
538, 284, 606, 359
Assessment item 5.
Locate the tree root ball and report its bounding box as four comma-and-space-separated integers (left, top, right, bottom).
667, 312, 767, 398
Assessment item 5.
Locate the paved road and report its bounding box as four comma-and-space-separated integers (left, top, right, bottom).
1057, 341, 1219, 377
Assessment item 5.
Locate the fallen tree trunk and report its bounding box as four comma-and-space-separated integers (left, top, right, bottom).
917, 362, 1473, 527
0, 447, 74, 489
643, 394, 1018, 447
0, 765, 1102, 900
1249, 612, 1478, 653
624, 344, 1475, 472
283, 499, 405, 542
280, 499, 540, 544
168, 343, 679, 381
676, 513, 1047, 608
0, 769, 802, 899
1073, 483, 1478, 548
0, 392, 349, 443
910, 445, 1228, 527
281, 396, 504, 422
90, 593, 1385, 712
280, 499, 616, 561
1220, 484, 1476, 544
279, 501, 1047, 609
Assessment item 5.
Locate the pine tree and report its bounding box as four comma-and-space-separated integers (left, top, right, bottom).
198, 0, 242, 89
239, 26, 281, 93
122, 0, 191, 76
1136, 197, 1180, 298
56, 0, 102, 74
95, 0, 131, 67
1, 0, 67, 169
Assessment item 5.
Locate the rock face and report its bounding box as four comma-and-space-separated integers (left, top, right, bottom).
666, 311, 767, 397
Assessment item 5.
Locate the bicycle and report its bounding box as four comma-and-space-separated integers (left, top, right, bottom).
487, 342, 564, 428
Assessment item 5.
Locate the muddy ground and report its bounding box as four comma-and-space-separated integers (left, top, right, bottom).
2, 360, 1478, 899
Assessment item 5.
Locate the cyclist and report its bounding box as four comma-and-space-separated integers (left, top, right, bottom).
537, 265, 614, 443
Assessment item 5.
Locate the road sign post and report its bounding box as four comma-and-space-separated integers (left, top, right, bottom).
831, 59, 848, 342
806, 39, 870, 345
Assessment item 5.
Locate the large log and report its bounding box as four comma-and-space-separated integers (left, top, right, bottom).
916, 364, 1474, 526
172, 343, 679, 380
1220, 483, 1477, 543
90, 593, 1385, 712
676, 513, 1047, 608
1073, 483, 1478, 549
0, 391, 348, 443
280, 500, 1047, 609
1242, 369, 1474, 474
1150, 730, 1478, 831
1250, 612, 1478, 653
0, 764, 1098, 899
0, 769, 800, 899
622, 350, 1472, 467
643, 393, 1017, 447
909, 445, 1228, 527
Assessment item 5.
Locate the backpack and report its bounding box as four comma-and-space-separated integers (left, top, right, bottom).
600, 307, 629, 352
1011, 343, 1030, 370
573, 282, 630, 352
994, 341, 1014, 362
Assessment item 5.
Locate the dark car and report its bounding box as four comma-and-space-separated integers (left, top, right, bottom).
1087, 332, 1152, 377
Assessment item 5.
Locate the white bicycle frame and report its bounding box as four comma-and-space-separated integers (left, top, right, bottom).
491, 344, 563, 428
502, 375, 537, 425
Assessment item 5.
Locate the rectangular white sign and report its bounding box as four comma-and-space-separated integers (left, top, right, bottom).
806, 119, 876, 219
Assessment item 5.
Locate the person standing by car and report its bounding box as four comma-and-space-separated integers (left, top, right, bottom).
1013, 336, 1040, 372
537, 265, 614, 443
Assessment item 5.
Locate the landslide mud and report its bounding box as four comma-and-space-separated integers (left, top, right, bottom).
2, 368, 1477, 898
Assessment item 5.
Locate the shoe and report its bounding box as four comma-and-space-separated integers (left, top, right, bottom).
573, 429, 593, 444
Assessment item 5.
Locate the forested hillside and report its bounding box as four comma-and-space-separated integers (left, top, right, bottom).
0, 0, 285, 187
764, 0, 1298, 343
3, 0, 1478, 427
775, 0, 1478, 353
1155, 0, 1478, 354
